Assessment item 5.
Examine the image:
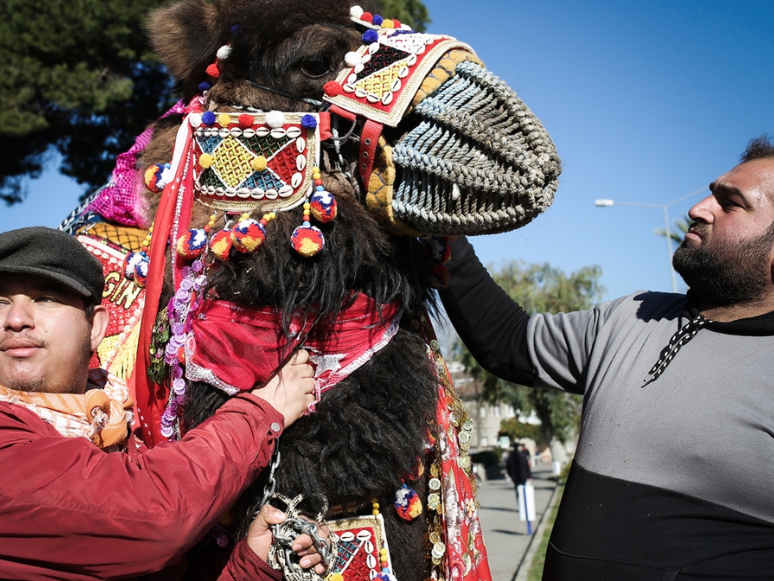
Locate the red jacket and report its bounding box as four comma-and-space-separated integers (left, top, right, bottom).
0, 393, 284, 580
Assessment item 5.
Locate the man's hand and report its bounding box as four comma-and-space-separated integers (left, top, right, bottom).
247, 504, 329, 574
250, 349, 315, 426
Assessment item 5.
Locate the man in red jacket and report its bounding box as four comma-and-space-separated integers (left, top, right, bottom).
0, 226, 324, 580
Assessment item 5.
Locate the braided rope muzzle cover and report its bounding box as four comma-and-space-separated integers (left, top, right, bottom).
368, 55, 561, 236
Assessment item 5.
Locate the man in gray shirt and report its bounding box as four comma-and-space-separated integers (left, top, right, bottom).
441, 136, 774, 580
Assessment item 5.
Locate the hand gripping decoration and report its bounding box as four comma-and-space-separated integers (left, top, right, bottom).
267, 493, 337, 581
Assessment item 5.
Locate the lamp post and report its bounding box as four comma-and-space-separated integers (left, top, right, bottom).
594, 189, 705, 293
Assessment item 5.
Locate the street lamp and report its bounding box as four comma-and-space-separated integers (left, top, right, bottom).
594, 189, 705, 293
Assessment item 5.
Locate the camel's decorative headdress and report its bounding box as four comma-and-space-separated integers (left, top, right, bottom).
123, 3, 559, 280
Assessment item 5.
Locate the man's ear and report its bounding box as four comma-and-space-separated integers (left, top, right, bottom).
89, 305, 109, 352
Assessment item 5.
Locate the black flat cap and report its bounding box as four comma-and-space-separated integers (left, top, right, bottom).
0, 227, 105, 302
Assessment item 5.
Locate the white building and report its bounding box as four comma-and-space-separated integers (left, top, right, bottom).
446, 360, 538, 451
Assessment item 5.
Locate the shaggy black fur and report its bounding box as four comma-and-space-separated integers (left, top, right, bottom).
144, 2, 441, 580
204, 184, 435, 326
185, 327, 437, 581
180, 188, 441, 581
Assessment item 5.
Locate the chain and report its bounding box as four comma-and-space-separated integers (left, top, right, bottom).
258, 447, 282, 509
257, 447, 336, 581
265, 494, 336, 581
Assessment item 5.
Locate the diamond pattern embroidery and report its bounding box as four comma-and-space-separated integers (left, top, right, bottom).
212, 136, 255, 188
243, 168, 284, 191
198, 134, 221, 155
356, 61, 406, 99
243, 133, 293, 160
199, 168, 221, 189
356, 45, 410, 81
332, 540, 359, 572
267, 140, 304, 185
193, 115, 318, 211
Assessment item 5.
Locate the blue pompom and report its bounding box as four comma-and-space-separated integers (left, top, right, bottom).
202, 111, 216, 126
362, 29, 379, 44
301, 114, 317, 129
372, 14, 384, 25
198, 81, 211, 92
230, 24, 241, 35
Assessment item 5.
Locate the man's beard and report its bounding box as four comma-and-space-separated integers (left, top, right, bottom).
2, 330, 92, 393
673, 223, 774, 307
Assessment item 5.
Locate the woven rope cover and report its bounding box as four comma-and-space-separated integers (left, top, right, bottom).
387, 60, 560, 236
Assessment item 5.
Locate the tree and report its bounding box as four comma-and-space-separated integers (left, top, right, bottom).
454, 260, 605, 463
0, 0, 174, 205
380, 0, 430, 30
0, 0, 428, 205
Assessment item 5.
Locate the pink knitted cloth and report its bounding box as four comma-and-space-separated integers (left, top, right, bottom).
86, 100, 186, 227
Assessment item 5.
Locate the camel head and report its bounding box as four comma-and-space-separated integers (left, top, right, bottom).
143, 0, 560, 240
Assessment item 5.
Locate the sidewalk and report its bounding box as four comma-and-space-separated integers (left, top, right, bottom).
474, 464, 558, 581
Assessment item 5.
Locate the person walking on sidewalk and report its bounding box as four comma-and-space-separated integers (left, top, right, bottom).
506, 444, 532, 507
441, 136, 774, 580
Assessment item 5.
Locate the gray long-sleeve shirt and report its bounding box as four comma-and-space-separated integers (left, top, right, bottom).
441, 236, 774, 580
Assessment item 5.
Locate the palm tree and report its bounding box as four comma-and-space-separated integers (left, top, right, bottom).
656, 214, 691, 248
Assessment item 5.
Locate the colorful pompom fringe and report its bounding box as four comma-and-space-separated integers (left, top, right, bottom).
394, 484, 423, 521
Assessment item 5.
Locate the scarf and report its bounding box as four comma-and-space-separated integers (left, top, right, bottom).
0, 370, 133, 449
185, 294, 401, 408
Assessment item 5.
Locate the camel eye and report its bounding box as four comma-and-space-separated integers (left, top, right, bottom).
301, 57, 332, 78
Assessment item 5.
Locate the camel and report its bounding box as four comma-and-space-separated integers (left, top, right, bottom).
66, 1, 560, 580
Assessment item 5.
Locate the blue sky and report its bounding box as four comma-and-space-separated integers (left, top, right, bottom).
2, 0, 773, 303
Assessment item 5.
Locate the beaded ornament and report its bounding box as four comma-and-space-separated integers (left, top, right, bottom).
326, 500, 397, 581
191, 111, 320, 212
323, 6, 472, 128
186, 111, 335, 257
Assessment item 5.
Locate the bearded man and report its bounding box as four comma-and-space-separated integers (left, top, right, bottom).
441, 136, 774, 580
0, 227, 325, 580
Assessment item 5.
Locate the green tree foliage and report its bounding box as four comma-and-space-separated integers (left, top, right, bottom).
454, 261, 605, 447
499, 417, 542, 443
0, 0, 174, 204
380, 0, 430, 31
0, 0, 428, 205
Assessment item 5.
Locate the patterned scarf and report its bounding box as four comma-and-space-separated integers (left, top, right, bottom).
185, 294, 401, 409
0, 370, 133, 449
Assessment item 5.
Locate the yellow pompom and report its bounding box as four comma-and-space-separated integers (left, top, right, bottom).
200, 153, 213, 169
218, 113, 231, 127
382, 19, 395, 29
252, 155, 268, 172
327, 574, 344, 581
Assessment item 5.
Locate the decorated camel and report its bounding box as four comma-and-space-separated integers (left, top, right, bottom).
63, 1, 560, 580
